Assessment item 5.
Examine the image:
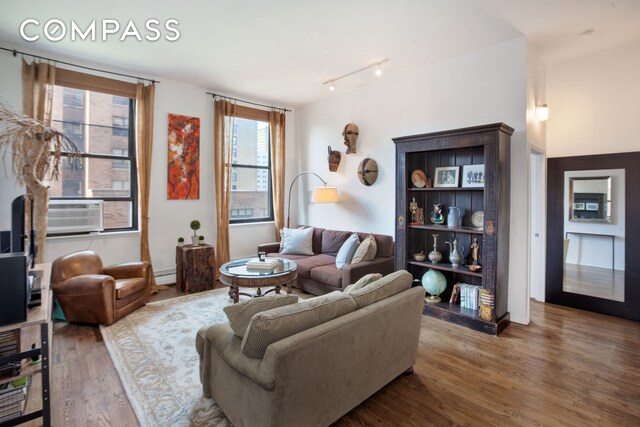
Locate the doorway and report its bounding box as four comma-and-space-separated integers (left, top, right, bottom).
529, 150, 546, 302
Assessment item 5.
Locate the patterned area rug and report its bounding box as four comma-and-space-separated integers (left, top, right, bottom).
100, 288, 243, 427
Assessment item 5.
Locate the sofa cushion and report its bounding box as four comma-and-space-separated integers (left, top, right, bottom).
310, 264, 343, 288
294, 254, 335, 279
335, 233, 360, 269
351, 234, 377, 264
344, 273, 383, 294
115, 277, 146, 299
348, 270, 413, 309
357, 232, 394, 258
281, 227, 314, 255
241, 291, 356, 358
223, 294, 299, 338
321, 230, 351, 256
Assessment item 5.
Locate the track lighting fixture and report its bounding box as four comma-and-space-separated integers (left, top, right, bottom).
323, 59, 389, 91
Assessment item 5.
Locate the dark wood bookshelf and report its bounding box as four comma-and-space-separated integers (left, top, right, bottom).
394, 123, 513, 335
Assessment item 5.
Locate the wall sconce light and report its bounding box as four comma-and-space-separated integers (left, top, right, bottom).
323, 59, 389, 91
535, 104, 549, 121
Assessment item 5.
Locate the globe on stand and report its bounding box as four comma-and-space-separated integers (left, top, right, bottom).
421, 269, 447, 303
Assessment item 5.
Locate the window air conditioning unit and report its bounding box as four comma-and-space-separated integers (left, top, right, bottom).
47, 200, 104, 235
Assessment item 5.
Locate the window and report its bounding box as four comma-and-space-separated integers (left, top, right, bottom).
49, 73, 137, 233
112, 116, 129, 137
226, 112, 273, 224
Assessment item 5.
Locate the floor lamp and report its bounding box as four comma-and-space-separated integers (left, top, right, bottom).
287, 171, 338, 228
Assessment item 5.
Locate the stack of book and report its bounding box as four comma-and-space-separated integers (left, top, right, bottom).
246, 257, 279, 271
0, 376, 30, 423
449, 283, 483, 311
0, 330, 21, 378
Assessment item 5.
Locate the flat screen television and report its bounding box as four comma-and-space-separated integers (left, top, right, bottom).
11, 195, 36, 267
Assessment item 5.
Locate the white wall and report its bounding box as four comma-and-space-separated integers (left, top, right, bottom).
547, 40, 640, 158
0, 46, 293, 279
295, 37, 532, 324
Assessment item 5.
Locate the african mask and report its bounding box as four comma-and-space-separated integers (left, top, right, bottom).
328, 146, 341, 172
357, 158, 378, 186
342, 123, 359, 154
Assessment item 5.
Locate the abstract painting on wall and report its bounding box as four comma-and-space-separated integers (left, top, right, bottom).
167, 113, 200, 200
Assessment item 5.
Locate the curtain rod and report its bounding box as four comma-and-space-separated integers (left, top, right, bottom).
0, 46, 159, 84
207, 92, 290, 113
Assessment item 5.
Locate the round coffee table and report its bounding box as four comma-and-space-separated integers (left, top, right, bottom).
219, 257, 298, 303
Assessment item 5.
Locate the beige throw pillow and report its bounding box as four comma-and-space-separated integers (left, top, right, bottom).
351, 234, 377, 264
348, 270, 412, 309
241, 291, 356, 359
223, 294, 299, 338
344, 273, 383, 294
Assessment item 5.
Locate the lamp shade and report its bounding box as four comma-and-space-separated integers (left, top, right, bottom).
311, 187, 338, 203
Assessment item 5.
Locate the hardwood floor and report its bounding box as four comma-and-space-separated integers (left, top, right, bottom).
42, 285, 640, 427
563, 263, 625, 302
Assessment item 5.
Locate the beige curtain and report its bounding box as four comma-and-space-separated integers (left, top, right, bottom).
214, 100, 236, 267
135, 82, 158, 293
21, 59, 56, 263
269, 111, 286, 241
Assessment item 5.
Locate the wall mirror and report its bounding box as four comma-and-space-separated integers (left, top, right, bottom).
569, 176, 612, 223
562, 169, 625, 302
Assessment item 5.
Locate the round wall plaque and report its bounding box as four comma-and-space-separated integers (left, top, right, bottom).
357, 158, 378, 186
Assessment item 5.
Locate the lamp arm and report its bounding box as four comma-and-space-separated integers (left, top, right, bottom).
287, 171, 328, 228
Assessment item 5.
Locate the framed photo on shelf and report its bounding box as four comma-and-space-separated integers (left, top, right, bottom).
434, 166, 460, 188
585, 202, 599, 211
573, 203, 585, 210
461, 164, 485, 188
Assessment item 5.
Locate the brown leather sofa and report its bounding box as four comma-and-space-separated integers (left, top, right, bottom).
51, 250, 151, 325
258, 228, 395, 295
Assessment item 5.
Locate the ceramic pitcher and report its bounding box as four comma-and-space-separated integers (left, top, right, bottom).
447, 206, 461, 228
445, 238, 464, 266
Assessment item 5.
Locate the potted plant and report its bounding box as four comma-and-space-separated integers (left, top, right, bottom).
199, 235, 204, 244
190, 220, 201, 246
177, 237, 184, 247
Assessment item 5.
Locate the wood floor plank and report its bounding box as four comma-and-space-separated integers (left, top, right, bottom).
41, 283, 640, 427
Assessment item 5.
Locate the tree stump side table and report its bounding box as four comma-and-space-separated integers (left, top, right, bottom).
176, 244, 216, 293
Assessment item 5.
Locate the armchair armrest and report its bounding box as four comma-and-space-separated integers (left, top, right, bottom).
257, 242, 280, 254
52, 274, 117, 325
103, 261, 150, 280
341, 257, 395, 288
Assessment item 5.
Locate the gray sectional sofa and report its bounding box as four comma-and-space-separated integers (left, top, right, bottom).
258, 227, 395, 295
196, 270, 425, 427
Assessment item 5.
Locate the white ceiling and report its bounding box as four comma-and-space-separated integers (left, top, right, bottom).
1, 0, 639, 107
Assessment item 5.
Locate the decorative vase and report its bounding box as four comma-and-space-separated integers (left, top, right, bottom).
445, 238, 464, 267
191, 235, 200, 246
428, 234, 442, 264
421, 269, 447, 303
447, 206, 461, 228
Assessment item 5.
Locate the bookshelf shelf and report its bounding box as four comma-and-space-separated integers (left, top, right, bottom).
0, 263, 51, 427
394, 123, 513, 335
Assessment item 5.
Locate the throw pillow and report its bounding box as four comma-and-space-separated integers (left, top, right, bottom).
223, 294, 299, 338
351, 234, 377, 264
348, 270, 413, 309
345, 273, 383, 294
280, 227, 314, 255
241, 291, 356, 359
335, 233, 360, 269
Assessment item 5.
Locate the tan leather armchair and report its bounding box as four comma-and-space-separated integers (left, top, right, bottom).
51, 250, 151, 325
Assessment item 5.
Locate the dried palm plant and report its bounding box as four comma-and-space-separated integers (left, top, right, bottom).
0, 98, 79, 262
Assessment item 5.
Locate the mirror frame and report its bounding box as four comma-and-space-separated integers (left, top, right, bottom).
546, 152, 640, 322
568, 176, 612, 223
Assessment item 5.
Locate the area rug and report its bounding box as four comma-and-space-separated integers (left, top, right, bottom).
100, 288, 245, 427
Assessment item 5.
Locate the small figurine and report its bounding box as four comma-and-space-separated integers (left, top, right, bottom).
409, 197, 419, 224
470, 237, 480, 265
431, 203, 445, 225
415, 208, 424, 225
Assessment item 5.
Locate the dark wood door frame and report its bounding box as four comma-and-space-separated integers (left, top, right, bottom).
546, 152, 640, 321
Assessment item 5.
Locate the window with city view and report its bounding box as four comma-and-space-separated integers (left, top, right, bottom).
49, 87, 137, 231
229, 117, 273, 223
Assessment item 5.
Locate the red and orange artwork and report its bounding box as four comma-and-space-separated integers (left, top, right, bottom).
167, 114, 200, 200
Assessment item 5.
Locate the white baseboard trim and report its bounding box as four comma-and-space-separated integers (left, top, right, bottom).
510, 314, 530, 326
